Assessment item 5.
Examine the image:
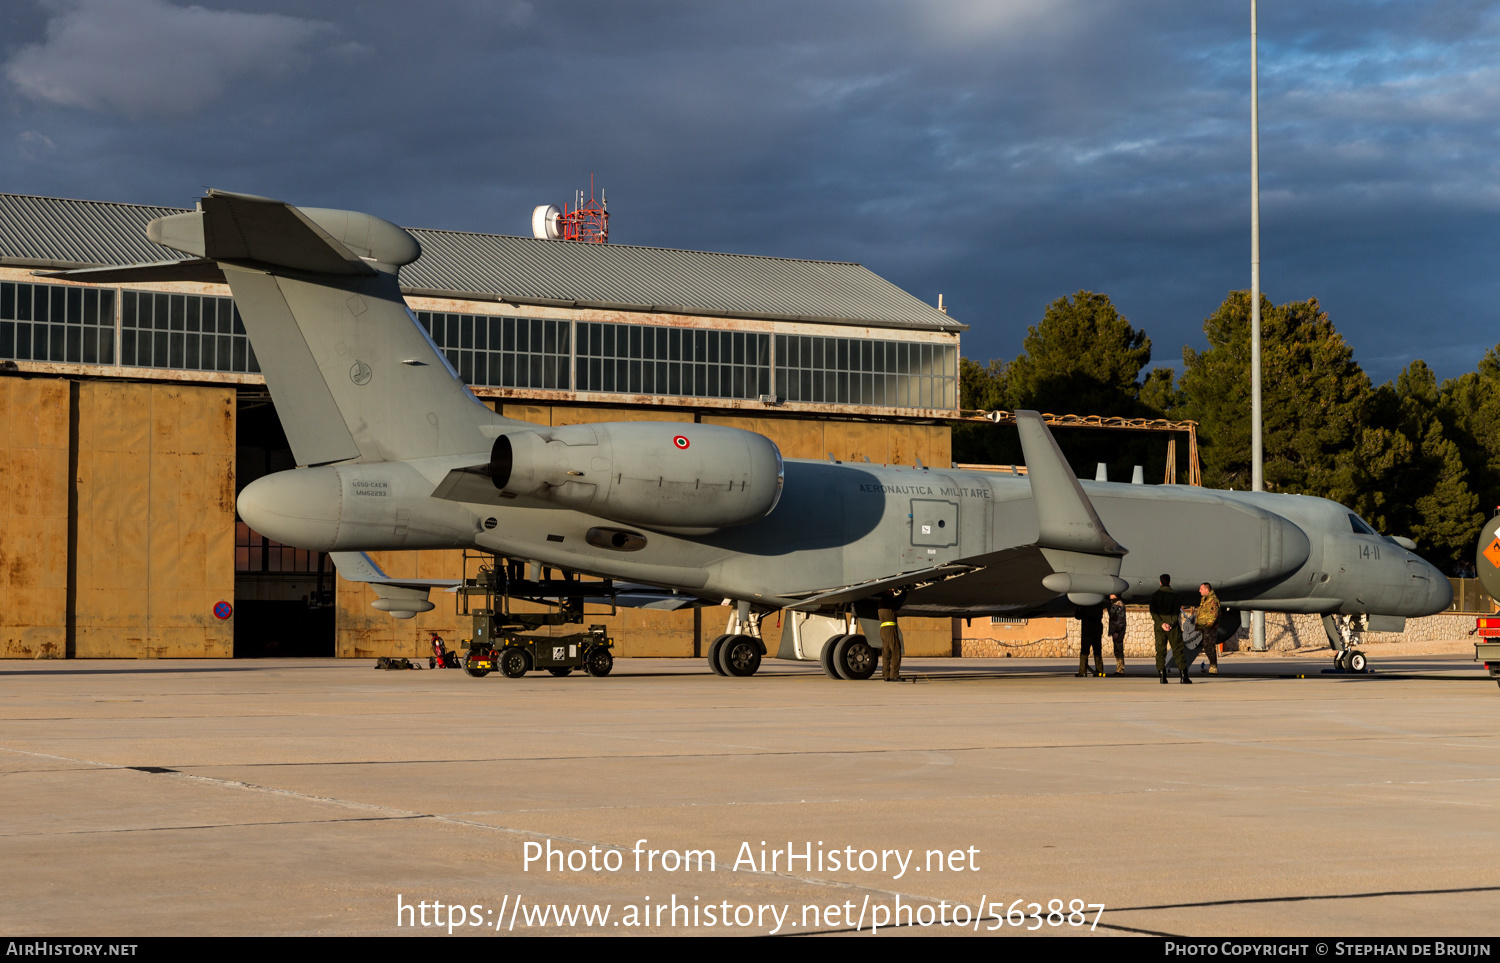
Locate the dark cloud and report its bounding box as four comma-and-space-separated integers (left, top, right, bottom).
5, 0, 342, 116
2, 0, 1496, 383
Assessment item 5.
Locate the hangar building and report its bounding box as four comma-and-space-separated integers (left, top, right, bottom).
0, 193, 964, 660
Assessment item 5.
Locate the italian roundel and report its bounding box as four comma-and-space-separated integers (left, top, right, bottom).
673, 435, 690, 450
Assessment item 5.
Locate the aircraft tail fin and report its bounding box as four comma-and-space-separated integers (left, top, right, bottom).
51, 191, 527, 467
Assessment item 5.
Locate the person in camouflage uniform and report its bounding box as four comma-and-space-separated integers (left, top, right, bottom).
1107, 593, 1128, 675
1149, 574, 1190, 684
1195, 582, 1220, 674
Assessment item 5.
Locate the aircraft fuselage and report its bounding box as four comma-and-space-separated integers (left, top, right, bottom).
238, 455, 1451, 619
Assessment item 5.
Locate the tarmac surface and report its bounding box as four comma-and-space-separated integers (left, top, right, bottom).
3, 652, 1499, 937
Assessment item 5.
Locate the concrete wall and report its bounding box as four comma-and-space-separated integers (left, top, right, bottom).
0, 379, 235, 658
0, 378, 70, 659
955, 610, 1480, 660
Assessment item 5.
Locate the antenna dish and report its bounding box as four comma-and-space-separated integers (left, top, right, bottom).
531, 204, 562, 240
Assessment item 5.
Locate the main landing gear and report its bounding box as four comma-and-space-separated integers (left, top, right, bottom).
819, 633, 878, 680
705, 605, 769, 677
707, 633, 764, 677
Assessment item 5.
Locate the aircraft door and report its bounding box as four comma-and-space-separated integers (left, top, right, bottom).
911, 499, 958, 549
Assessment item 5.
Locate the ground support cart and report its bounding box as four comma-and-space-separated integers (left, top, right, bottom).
465, 625, 614, 679
456, 553, 619, 680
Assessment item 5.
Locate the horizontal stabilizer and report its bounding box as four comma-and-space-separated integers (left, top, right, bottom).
178, 191, 376, 276
37, 258, 227, 284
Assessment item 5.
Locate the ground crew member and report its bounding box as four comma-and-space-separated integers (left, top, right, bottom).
878, 589, 905, 681
1149, 574, 1190, 684
1196, 582, 1220, 674
1181, 604, 1202, 664
1075, 601, 1106, 677
1107, 593, 1128, 674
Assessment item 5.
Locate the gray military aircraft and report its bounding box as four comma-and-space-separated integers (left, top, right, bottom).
45, 191, 1453, 678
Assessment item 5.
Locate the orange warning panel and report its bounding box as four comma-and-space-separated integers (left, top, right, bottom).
1484, 538, 1500, 569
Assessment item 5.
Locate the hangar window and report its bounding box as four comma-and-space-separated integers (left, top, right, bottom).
416, 312, 570, 390
774, 334, 957, 410
0, 281, 116, 365
575, 322, 771, 400
120, 290, 259, 373
235, 521, 326, 573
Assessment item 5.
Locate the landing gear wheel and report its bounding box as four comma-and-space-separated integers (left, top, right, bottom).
548, 667, 573, 677
1348, 650, 1367, 673
820, 635, 848, 679
585, 647, 614, 677
833, 634, 877, 680
706, 634, 732, 676
499, 648, 530, 678
718, 634, 762, 677
1335, 650, 1349, 671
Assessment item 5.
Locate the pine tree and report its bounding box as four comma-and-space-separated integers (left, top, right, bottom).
1005, 291, 1152, 416
1411, 421, 1482, 566
1179, 292, 1370, 496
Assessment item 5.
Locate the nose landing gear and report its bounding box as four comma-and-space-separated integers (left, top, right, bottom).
1323, 614, 1370, 674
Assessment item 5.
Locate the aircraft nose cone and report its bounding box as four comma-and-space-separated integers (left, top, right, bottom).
237, 468, 343, 551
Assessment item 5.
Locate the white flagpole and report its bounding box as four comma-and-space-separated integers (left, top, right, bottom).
1251, 0, 1267, 651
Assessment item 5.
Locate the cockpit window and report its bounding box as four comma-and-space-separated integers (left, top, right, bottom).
1348, 514, 1377, 535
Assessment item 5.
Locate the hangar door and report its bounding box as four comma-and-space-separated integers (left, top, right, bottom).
233, 393, 334, 656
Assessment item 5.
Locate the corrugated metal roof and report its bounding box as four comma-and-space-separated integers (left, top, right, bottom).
0, 193, 964, 332
0, 193, 188, 267
403, 229, 963, 331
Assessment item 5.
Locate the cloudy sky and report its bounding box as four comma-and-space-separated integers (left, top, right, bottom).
3, 0, 1498, 383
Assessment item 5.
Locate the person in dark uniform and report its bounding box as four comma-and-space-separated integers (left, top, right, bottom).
1075, 601, 1106, 677
878, 589, 906, 681
1149, 574, 1191, 684
1107, 593, 1128, 675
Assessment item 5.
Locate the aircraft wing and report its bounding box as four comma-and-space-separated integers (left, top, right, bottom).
585, 586, 705, 610
786, 411, 1129, 613
784, 563, 976, 610
330, 551, 461, 589
331, 551, 703, 617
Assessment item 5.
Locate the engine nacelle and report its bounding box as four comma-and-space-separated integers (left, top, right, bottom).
490, 422, 783, 532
